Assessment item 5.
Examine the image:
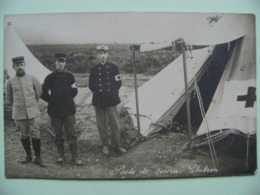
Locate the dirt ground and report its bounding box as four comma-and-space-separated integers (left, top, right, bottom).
4, 74, 256, 179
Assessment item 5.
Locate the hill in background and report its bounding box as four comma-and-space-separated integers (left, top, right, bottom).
27, 43, 178, 75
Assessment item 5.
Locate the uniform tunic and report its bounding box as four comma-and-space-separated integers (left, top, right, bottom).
41, 70, 78, 117
5, 74, 42, 120
89, 62, 122, 108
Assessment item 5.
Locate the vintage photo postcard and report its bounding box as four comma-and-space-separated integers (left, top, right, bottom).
3, 12, 256, 179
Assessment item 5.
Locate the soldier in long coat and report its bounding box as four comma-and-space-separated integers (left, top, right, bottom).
5, 56, 46, 167
41, 53, 83, 166
89, 45, 127, 156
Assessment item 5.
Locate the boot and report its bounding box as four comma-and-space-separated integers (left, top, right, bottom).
114, 145, 127, 154
56, 144, 65, 164
32, 138, 46, 168
69, 143, 83, 166
34, 156, 47, 168
102, 145, 110, 156
21, 137, 32, 163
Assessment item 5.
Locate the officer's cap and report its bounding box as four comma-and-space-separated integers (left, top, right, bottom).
12, 56, 24, 64
96, 45, 109, 52
55, 53, 67, 60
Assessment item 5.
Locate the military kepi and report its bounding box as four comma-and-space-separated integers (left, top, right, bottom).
96, 45, 109, 52
12, 56, 24, 64
55, 53, 67, 60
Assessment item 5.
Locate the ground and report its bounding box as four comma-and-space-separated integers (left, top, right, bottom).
4, 74, 256, 179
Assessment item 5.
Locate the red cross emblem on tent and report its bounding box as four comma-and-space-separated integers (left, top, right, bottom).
218, 80, 256, 118
237, 87, 256, 108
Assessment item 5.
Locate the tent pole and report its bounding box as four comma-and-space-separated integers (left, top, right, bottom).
181, 39, 193, 154
246, 133, 250, 171
132, 46, 141, 132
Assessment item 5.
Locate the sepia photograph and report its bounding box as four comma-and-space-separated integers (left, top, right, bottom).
3, 12, 256, 179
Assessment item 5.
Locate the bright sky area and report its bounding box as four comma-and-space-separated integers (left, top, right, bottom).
5, 12, 253, 45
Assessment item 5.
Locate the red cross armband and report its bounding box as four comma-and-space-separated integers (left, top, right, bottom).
115, 74, 121, 81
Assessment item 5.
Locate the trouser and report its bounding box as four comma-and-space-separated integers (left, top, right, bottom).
15, 116, 41, 139
50, 115, 77, 145
50, 115, 81, 163
15, 117, 42, 158
95, 105, 121, 146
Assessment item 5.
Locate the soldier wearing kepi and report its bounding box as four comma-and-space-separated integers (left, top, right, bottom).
89, 45, 127, 156
41, 53, 83, 166
5, 56, 46, 168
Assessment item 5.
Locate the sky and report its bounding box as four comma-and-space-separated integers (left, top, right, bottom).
4, 12, 254, 45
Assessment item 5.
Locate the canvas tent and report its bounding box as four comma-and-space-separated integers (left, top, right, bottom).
124, 45, 215, 136
4, 23, 51, 83
195, 21, 256, 146
123, 14, 256, 143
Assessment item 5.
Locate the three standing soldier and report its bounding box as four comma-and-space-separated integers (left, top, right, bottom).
7, 47, 127, 168
41, 53, 83, 166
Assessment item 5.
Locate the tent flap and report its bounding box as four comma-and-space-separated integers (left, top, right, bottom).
4, 24, 51, 83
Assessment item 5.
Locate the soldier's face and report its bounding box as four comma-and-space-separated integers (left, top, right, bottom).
13, 62, 25, 74
97, 50, 108, 64
55, 59, 66, 71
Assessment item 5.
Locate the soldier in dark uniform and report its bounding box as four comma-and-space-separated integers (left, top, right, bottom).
89, 45, 127, 156
41, 53, 83, 166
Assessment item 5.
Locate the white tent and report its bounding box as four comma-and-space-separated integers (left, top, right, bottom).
4, 23, 51, 83
123, 14, 256, 139
195, 18, 256, 144
124, 45, 215, 136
